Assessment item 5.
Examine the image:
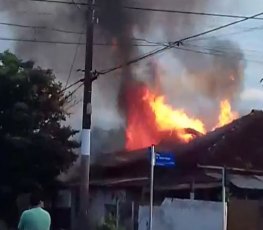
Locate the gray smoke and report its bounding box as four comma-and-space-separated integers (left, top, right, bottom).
91, 127, 125, 154
0, 0, 85, 70
160, 39, 245, 128
182, 39, 244, 101
0, 0, 245, 152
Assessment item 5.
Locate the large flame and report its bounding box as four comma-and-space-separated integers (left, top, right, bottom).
144, 90, 206, 142
125, 85, 238, 151
215, 99, 238, 128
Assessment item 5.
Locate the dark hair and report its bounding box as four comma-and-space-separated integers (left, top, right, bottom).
30, 191, 43, 206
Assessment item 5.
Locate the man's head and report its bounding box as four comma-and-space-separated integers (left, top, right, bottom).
30, 192, 44, 207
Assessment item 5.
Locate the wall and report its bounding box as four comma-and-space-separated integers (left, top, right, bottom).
138, 199, 223, 230
228, 199, 263, 230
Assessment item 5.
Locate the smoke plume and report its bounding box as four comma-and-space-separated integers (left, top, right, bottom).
1, 0, 245, 152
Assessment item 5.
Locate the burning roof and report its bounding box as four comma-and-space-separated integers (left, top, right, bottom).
58, 110, 263, 189
123, 81, 238, 151
91, 110, 263, 182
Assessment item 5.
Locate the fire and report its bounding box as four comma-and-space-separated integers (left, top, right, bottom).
144, 91, 206, 141
215, 99, 238, 128
125, 85, 207, 150
125, 86, 238, 151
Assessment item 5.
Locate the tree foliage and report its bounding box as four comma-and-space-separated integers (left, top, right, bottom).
0, 51, 79, 222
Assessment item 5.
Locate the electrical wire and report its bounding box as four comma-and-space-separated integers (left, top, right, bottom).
59, 78, 84, 93
98, 11, 263, 75
174, 45, 263, 64
7, 10, 52, 15
28, 0, 263, 21
64, 83, 83, 112
185, 25, 263, 43
0, 37, 164, 47
186, 43, 263, 56
64, 82, 83, 100
98, 47, 165, 75
60, 44, 263, 94
29, 0, 87, 5
2, 19, 262, 53
1, 6, 263, 35
179, 12, 263, 43
0, 21, 83, 35
123, 5, 263, 21
64, 26, 84, 88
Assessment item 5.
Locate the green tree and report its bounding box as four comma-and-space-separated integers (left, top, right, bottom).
0, 51, 79, 225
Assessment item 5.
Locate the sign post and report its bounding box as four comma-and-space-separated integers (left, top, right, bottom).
148, 146, 176, 230
149, 145, 155, 230
222, 167, 227, 230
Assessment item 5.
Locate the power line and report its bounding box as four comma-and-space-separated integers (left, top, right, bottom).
64, 98, 82, 112
186, 25, 263, 42
0, 37, 163, 47
98, 47, 164, 75
174, 45, 263, 64
58, 45, 263, 93
29, 0, 88, 5
179, 12, 263, 43
137, 36, 263, 56
0, 21, 83, 35
8, 10, 52, 15
186, 43, 263, 56
60, 78, 84, 93
98, 11, 263, 75
28, 0, 263, 21
64, 82, 83, 100
123, 6, 263, 21
0, 20, 166, 44
65, 27, 84, 88
3, 19, 263, 41
0, 37, 84, 45
2, 20, 263, 51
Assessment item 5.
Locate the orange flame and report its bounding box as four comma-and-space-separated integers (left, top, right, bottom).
125, 86, 238, 151
215, 99, 238, 128
144, 90, 206, 142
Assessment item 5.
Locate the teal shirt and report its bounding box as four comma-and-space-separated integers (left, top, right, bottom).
18, 207, 51, 230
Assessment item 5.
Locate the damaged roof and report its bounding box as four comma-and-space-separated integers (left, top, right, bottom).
61, 110, 263, 187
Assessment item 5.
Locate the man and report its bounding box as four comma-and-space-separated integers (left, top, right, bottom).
18, 192, 51, 230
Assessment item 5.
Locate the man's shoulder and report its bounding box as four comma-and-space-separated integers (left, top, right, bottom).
40, 208, 50, 217
22, 208, 50, 217
21, 209, 31, 216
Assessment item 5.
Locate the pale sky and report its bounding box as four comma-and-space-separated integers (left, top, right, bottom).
0, 0, 263, 130
190, 0, 263, 112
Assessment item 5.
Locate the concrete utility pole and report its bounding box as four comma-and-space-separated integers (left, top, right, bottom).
79, 0, 94, 229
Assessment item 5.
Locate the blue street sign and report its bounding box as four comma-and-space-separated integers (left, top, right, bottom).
155, 152, 176, 167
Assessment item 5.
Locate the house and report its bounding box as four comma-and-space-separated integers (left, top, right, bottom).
58, 110, 263, 230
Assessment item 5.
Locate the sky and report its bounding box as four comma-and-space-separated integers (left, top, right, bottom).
199, 0, 263, 111
0, 0, 263, 131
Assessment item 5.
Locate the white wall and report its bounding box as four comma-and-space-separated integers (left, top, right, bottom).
139, 199, 223, 230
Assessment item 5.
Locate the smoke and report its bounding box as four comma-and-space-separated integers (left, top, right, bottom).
184, 39, 244, 102
1, 0, 245, 152
158, 39, 245, 128
91, 127, 125, 154
0, 0, 85, 70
